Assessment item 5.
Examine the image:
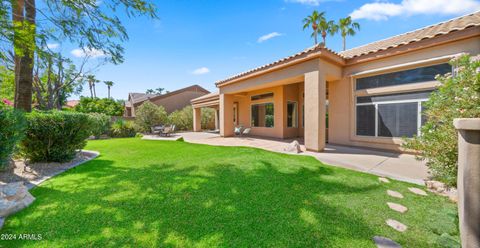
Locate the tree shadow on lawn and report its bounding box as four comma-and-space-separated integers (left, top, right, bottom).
3, 157, 391, 247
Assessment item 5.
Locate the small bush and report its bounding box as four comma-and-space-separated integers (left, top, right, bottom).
403, 54, 480, 187
110, 119, 136, 138
168, 106, 193, 131
0, 105, 26, 170
134, 101, 168, 132
21, 111, 93, 163
135, 132, 143, 138
75, 97, 124, 116
88, 113, 111, 138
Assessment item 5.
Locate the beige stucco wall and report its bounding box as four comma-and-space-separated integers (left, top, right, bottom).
150, 91, 208, 113
329, 36, 480, 151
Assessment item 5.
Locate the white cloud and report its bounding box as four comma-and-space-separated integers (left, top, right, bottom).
257, 32, 283, 43
192, 67, 210, 75
285, 0, 342, 6
351, 0, 480, 21
70, 47, 106, 58
46, 43, 59, 50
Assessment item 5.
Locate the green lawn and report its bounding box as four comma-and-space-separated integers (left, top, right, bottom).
1, 138, 458, 247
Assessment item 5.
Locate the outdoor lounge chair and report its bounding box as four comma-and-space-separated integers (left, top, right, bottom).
151, 125, 164, 135
242, 128, 251, 136
234, 126, 243, 135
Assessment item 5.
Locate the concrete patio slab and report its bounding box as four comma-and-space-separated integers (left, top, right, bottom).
154, 132, 430, 185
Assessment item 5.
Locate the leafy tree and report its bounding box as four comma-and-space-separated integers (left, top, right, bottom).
168, 106, 193, 131
338, 16, 360, 51
146, 88, 165, 95
403, 54, 480, 187
303, 10, 324, 45
75, 97, 123, 116
32, 52, 86, 110
0, 0, 157, 112
146, 89, 155, 94
0, 66, 15, 102
104, 81, 114, 99
134, 101, 168, 132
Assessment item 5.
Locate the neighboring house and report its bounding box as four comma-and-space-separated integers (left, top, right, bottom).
192, 12, 480, 152
125, 85, 210, 117
64, 100, 79, 109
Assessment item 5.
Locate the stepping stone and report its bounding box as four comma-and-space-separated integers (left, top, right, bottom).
387, 202, 408, 213
386, 219, 407, 232
408, 187, 427, 196
373, 236, 402, 248
387, 190, 404, 199
379, 177, 390, 183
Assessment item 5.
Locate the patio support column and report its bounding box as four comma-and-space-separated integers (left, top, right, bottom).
304, 70, 326, 152
193, 107, 201, 132
220, 94, 234, 137
214, 109, 219, 130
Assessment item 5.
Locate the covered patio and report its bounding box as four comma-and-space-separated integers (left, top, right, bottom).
191, 92, 220, 132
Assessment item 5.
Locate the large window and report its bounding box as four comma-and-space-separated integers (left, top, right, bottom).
287, 101, 298, 128
251, 103, 274, 128
356, 63, 451, 90
355, 91, 432, 138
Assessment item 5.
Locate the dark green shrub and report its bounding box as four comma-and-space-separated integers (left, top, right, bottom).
168, 106, 193, 131
0, 105, 26, 170
134, 101, 168, 132
110, 119, 136, 138
21, 111, 93, 162
403, 54, 480, 187
75, 97, 124, 116
88, 113, 111, 138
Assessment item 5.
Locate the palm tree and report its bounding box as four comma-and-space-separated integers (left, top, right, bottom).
318, 18, 338, 46
104, 81, 114, 98
155, 87, 165, 95
338, 16, 360, 51
86, 75, 96, 98
303, 10, 325, 45
146, 89, 155, 94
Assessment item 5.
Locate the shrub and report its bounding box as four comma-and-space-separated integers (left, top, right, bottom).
75, 97, 124, 116
168, 106, 216, 131
110, 119, 136, 138
21, 111, 93, 163
0, 105, 26, 170
168, 106, 193, 131
88, 113, 111, 138
134, 101, 168, 132
403, 54, 480, 187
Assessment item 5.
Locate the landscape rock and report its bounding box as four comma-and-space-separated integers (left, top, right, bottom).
387, 202, 408, 213
379, 177, 390, 183
373, 236, 402, 248
408, 187, 428, 196
284, 140, 302, 153
0, 182, 35, 218
387, 190, 404, 199
425, 180, 458, 202
386, 219, 408, 232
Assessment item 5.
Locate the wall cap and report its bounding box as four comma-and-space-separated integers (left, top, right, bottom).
453, 118, 480, 131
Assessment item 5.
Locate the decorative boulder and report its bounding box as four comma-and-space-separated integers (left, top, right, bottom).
284, 140, 302, 154
0, 182, 35, 218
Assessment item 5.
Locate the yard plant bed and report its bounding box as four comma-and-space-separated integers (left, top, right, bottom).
1, 138, 458, 247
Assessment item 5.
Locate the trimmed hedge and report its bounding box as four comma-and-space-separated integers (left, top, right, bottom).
0, 106, 26, 170
21, 111, 93, 162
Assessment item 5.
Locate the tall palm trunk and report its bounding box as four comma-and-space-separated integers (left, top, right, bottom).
108, 86, 111, 99
13, 0, 36, 112
342, 36, 346, 51
322, 31, 326, 46
89, 82, 93, 98
93, 83, 96, 98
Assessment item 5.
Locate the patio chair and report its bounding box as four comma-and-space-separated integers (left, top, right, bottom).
161, 126, 172, 137
170, 125, 176, 134
234, 126, 243, 135
242, 128, 251, 136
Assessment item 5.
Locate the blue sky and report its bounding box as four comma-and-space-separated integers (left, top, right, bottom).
63, 0, 480, 100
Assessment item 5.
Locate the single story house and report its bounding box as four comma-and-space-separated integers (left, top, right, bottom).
191, 12, 480, 152
125, 84, 210, 117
